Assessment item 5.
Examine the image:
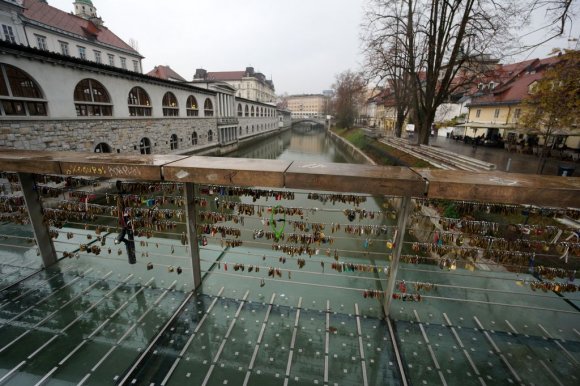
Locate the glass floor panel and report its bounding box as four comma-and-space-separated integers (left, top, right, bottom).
0, 263, 578, 385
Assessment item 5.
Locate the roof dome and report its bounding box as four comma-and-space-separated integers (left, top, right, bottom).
75, 0, 94, 5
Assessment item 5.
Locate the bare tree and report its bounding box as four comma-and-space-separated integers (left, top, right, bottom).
364, 0, 527, 145
332, 70, 367, 129
362, 1, 411, 137
522, 1, 578, 49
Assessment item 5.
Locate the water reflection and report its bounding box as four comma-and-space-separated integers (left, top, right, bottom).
231, 126, 349, 164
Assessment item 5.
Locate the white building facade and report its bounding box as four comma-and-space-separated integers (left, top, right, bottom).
0, 0, 143, 72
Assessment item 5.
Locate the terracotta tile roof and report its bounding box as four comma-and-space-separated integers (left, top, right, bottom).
146, 65, 186, 82
206, 71, 246, 81
468, 57, 561, 106
22, 0, 140, 55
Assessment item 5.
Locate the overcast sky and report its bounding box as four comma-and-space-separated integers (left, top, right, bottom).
49, 0, 578, 95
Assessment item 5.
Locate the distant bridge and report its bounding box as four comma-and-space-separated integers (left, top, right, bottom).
291, 118, 327, 126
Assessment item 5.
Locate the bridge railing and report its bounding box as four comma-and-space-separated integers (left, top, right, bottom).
1, 149, 579, 384
0, 149, 578, 318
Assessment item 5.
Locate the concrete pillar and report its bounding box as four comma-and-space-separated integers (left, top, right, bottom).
383, 196, 412, 317
184, 183, 202, 289
18, 173, 57, 268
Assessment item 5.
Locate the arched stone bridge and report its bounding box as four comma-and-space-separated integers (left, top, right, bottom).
291, 118, 327, 126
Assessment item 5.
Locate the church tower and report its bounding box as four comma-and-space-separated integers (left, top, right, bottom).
73, 0, 97, 19
73, 0, 103, 27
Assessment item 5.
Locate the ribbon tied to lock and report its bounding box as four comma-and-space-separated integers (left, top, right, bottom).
270, 205, 286, 241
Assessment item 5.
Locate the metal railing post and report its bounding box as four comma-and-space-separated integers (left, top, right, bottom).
184, 182, 202, 289
17, 172, 57, 268
383, 195, 412, 318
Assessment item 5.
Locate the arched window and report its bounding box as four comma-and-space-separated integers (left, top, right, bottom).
260, 107, 263, 117
0, 63, 47, 116
204, 98, 213, 117
186, 95, 199, 116
237, 103, 243, 117
139, 137, 152, 154
170, 134, 178, 150
252, 125, 255, 133
208, 130, 213, 142
245, 105, 249, 117
128, 87, 151, 116
94, 142, 111, 153
192, 131, 198, 145
162, 92, 179, 116
251, 106, 255, 117
239, 126, 242, 136
74, 79, 112, 116
246, 126, 249, 134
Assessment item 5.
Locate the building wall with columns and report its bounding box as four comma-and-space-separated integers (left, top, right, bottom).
0, 42, 282, 155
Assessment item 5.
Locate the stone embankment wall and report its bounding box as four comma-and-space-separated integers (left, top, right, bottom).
326, 130, 376, 165
0, 116, 279, 155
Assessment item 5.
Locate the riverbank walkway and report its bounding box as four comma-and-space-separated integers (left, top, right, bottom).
387, 135, 579, 175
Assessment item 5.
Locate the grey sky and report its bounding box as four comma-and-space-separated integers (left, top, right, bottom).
50, 0, 578, 96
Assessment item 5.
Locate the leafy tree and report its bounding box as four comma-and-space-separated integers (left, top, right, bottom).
332, 70, 367, 129
519, 49, 580, 174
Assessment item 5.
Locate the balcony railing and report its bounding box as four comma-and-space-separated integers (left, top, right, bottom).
0, 149, 578, 386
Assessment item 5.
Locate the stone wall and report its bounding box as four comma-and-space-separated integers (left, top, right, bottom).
0, 116, 282, 155
0, 117, 218, 154
327, 130, 376, 165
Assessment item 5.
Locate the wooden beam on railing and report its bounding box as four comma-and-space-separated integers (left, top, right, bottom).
163, 156, 292, 187
285, 161, 427, 196
412, 169, 580, 208
58, 153, 188, 181
0, 148, 64, 174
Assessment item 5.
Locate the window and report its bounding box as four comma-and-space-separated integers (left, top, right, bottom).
132, 60, 140, 72
120, 57, 127, 69
239, 126, 242, 136
94, 143, 111, 153
139, 137, 152, 154
514, 108, 521, 120
94, 50, 101, 64
238, 103, 243, 117
246, 126, 249, 134
2, 25, 16, 43
108, 54, 115, 66
192, 131, 198, 145
494, 109, 500, 118
162, 92, 179, 116
127, 86, 151, 116
78, 46, 86, 60
186, 95, 199, 116
208, 130, 213, 142
251, 106, 255, 117
203, 98, 213, 117
74, 79, 112, 116
245, 105, 249, 117
476, 109, 481, 118
170, 134, 178, 150
0, 63, 47, 116
59, 41, 69, 56
35, 34, 47, 50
